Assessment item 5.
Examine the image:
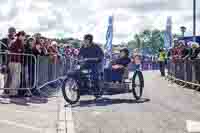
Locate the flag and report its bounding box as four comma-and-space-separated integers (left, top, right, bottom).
104, 16, 114, 68
164, 16, 172, 49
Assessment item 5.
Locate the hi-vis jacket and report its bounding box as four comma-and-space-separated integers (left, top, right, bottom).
158, 51, 166, 62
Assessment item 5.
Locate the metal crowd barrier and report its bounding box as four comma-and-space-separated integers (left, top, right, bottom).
0, 52, 37, 90
167, 59, 200, 88
0, 52, 71, 93
36, 55, 70, 88
128, 62, 159, 71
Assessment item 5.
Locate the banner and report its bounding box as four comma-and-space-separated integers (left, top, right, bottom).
104, 16, 114, 68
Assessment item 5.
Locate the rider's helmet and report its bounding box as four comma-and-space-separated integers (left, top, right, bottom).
84, 34, 93, 43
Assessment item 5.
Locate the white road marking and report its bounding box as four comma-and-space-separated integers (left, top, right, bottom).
186, 120, 200, 133
0, 119, 41, 132
57, 97, 75, 133
66, 106, 75, 133
57, 97, 67, 133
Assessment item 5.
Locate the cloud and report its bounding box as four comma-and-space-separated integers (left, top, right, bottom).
0, 0, 199, 43
0, 0, 19, 21
98, 0, 187, 13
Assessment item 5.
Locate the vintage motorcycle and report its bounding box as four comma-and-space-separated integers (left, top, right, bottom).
62, 58, 144, 104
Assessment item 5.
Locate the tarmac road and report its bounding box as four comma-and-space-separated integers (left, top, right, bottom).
1, 71, 200, 133
66, 71, 200, 133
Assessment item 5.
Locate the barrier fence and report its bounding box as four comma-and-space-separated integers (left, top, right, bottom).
167, 59, 200, 87
3, 52, 197, 93
128, 62, 160, 71
0, 52, 37, 90
0, 52, 71, 94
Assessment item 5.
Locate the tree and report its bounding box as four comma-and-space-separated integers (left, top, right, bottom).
127, 29, 164, 55
180, 26, 186, 37
134, 34, 142, 49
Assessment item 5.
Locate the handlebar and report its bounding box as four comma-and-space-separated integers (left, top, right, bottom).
77, 58, 100, 64
69, 57, 101, 64
82, 58, 99, 61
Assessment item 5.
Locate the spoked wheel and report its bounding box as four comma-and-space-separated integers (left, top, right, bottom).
132, 70, 144, 100
62, 78, 80, 104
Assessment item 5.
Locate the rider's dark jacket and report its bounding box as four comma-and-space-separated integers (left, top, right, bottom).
79, 44, 104, 61
78, 44, 104, 80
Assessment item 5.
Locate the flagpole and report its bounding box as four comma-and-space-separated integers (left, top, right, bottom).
193, 0, 196, 42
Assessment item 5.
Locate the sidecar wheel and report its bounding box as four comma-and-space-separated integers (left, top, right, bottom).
132, 70, 144, 100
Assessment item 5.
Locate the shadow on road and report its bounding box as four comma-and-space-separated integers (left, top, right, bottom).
0, 96, 49, 106
69, 97, 150, 108
0, 82, 60, 106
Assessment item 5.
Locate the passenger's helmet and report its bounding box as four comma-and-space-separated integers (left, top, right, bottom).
120, 48, 129, 56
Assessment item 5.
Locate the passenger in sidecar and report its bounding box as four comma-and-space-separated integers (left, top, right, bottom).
104, 48, 131, 82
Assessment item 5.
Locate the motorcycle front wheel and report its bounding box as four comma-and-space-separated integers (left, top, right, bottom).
62, 77, 80, 104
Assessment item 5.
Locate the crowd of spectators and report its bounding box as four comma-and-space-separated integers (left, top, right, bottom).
167, 40, 200, 62
0, 27, 80, 97
0, 27, 80, 58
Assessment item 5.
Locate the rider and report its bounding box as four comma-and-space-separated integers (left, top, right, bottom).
78, 34, 104, 85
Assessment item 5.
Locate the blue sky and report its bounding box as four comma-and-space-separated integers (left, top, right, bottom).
0, 0, 199, 43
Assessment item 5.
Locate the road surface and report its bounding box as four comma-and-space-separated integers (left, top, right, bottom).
0, 71, 200, 133
67, 71, 200, 133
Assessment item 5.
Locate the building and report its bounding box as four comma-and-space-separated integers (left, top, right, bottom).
178, 36, 200, 44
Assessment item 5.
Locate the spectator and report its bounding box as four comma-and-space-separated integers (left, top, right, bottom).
8, 31, 26, 97
0, 27, 16, 95
131, 50, 141, 70
24, 37, 36, 84
1, 27, 16, 49
73, 48, 80, 57
190, 42, 200, 60
48, 41, 59, 63
33, 33, 41, 44
32, 42, 46, 56
44, 38, 51, 50
176, 41, 184, 59
171, 42, 180, 62
39, 37, 48, 55
18, 37, 36, 96
181, 43, 191, 60
58, 43, 65, 56
64, 44, 72, 56
167, 47, 173, 59
158, 48, 166, 76
70, 47, 78, 57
